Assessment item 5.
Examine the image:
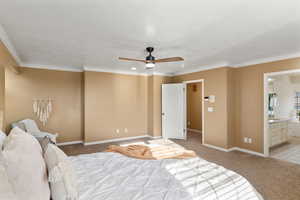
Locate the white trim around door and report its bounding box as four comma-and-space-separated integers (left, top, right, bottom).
263, 68, 300, 157
183, 79, 205, 144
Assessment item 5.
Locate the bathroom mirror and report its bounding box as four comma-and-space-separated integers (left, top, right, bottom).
268, 93, 278, 118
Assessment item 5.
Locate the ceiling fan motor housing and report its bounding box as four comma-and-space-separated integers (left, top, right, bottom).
146, 47, 155, 63
146, 55, 155, 62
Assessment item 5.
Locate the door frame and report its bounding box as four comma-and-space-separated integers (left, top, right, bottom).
183, 79, 205, 144
263, 68, 300, 157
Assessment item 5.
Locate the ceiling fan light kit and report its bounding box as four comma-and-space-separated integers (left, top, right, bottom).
145, 62, 155, 69
119, 47, 184, 70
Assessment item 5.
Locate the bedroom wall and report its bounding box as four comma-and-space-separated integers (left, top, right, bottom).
172, 67, 232, 149
5, 68, 83, 143
84, 71, 149, 143
234, 57, 300, 153
187, 82, 202, 131
0, 66, 4, 131
0, 40, 19, 132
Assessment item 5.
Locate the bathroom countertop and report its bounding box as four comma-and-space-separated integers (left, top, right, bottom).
268, 118, 291, 124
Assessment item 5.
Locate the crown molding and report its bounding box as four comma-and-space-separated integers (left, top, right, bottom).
19, 63, 174, 76
21, 63, 83, 72
0, 24, 21, 64
172, 63, 229, 76
84, 66, 149, 76
83, 66, 173, 76
16, 52, 300, 75
232, 52, 300, 68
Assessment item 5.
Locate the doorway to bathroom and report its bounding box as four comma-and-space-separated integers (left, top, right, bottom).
264, 69, 300, 165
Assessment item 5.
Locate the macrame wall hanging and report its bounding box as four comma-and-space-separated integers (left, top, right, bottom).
33, 98, 53, 126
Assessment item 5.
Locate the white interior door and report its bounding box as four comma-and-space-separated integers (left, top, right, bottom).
162, 83, 186, 139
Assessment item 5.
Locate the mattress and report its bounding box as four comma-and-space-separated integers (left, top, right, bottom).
70, 152, 263, 200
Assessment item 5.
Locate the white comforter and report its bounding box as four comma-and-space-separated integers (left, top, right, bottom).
70, 152, 263, 200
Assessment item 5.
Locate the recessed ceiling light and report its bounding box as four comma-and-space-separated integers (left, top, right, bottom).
131, 67, 137, 70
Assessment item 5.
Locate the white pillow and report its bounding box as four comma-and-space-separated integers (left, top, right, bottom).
0, 131, 6, 149
44, 143, 78, 200
21, 119, 40, 132
2, 127, 50, 200
0, 152, 17, 200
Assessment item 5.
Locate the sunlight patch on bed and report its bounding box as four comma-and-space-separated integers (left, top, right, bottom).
163, 158, 261, 200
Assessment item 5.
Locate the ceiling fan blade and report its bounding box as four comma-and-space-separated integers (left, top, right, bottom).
154, 57, 184, 63
119, 57, 146, 63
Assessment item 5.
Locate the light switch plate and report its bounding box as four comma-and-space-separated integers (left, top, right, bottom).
208, 107, 214, 112
209, 95, 216, 103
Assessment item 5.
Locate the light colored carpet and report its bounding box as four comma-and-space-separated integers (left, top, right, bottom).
60, 132, 300, 200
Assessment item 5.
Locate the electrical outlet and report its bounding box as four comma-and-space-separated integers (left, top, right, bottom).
124, 128, 128, 133
116, 129, 120, 134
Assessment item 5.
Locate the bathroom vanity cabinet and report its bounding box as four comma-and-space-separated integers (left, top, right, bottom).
288, 121, 300, 137
269, 120, 289, 147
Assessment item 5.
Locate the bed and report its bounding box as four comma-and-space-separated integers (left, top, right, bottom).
70, 152, 263, 200
1, 128, 263, 200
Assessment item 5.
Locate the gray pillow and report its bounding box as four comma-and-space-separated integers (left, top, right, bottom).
11, 122, 26, 132
40, 136, 55, 153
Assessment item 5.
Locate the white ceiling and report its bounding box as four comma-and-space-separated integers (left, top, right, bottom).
0, 0, 300, 75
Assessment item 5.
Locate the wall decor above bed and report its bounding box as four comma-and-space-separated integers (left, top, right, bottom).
33, 98, 53, 126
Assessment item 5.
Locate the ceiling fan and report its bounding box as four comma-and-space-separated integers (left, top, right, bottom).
119, 47, 184, 69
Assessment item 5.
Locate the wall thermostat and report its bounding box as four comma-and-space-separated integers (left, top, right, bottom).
204, 95, 216, 103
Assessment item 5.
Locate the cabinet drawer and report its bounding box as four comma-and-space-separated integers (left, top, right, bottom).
271, 130, 281, 137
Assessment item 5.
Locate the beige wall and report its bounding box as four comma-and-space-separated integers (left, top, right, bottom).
172, 59, 300, 153
234, 58, 300, 153
2, 35, 300, 152
84, 71, 149, 142
0, 40, 18, 131
227, 69, 236, 148
187, 82, 202, 131
173, 67, 231, 148
5, 68, 83, 143
0, 66, 4, 131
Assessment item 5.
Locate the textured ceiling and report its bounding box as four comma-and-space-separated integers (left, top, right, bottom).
0, 0, 300, 74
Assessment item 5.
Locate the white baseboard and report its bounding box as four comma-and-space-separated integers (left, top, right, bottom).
56, 135, 163, 146
203, 143, 232, 152
148, 135, 162, 139
203, 144, 266, 157
57, 140, 83, 146
187, 128, 202, 133
57, 137, 266, 157
84, 135, 150, 146
230, 147, 266, 157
